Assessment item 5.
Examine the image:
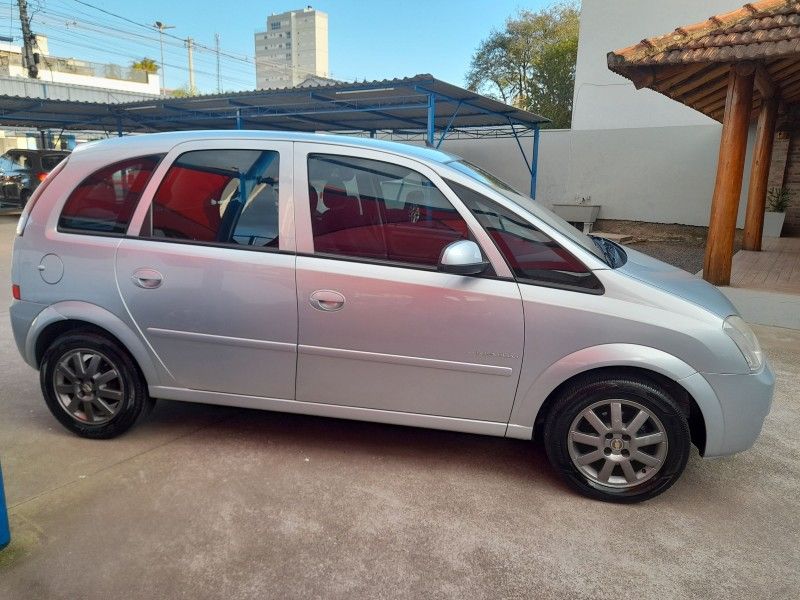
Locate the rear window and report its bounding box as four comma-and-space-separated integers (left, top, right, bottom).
41, 154, 66, 171
58, 155, 163, 235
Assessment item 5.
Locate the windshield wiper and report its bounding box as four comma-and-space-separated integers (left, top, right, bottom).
590, 236, 626, 268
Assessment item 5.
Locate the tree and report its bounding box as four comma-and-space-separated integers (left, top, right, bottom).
169, 84, 194, 97
131, 57, 159, 74
466, 3, 579, 129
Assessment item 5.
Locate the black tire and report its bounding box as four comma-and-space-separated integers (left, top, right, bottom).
40, 331, 154, 439
543, 374, 691, 503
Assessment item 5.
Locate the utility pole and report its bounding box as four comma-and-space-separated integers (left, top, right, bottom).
153, 21, 175, 94
215, 33, 221, 94
186, 37, 195, 95
17, 0, 38, 78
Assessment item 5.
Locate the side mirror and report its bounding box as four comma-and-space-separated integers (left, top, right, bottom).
438, 240, 490, 276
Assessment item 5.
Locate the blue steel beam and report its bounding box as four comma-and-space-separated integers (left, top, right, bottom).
530, 124, 540, 199
436, 100, 462, 149
116, 101, 436, 129
308, 92, 431, 130
426, 93, 435, 146
413, 85, 545, 129
228, 98, 358, 130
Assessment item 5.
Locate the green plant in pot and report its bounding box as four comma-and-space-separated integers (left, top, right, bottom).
764, 187, 789, 238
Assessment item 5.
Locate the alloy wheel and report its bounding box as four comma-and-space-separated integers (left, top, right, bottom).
567, 398, 669, 489
53, 349, 125, 425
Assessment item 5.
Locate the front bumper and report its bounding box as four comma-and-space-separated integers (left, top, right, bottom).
686, 361, 775, 458
702, 362, 775, 456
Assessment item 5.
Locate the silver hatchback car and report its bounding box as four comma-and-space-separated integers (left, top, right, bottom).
10, 132, 774, 502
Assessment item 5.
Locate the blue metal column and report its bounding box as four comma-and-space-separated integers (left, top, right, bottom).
116, 116, 123, 137
0, 462, 10, 550
235, 109, 243, 130
530, 124, 540, 199
426, 94, 435, 147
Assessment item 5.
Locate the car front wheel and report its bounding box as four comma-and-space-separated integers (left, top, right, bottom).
544, 374, 691, 503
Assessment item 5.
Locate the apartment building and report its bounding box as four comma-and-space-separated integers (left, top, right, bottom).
254, 7, 329, 89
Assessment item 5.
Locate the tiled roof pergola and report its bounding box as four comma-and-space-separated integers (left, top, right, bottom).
608, 1, 800, 285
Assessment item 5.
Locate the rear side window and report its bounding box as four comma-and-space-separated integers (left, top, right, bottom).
448, 180, 602, 293
144, 149, 280, 248
59, 155, 162, 235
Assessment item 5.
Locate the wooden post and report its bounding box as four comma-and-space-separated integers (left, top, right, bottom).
703, 63, 755, 285
743, 94, 779, 251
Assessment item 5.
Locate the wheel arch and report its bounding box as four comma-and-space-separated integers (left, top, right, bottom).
533, 366, 707, 455
508, 344, 722, 456
27, 301, 164, 386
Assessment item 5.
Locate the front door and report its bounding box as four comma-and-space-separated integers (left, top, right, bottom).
293, 143, 524, 423
116, 140, 297, 399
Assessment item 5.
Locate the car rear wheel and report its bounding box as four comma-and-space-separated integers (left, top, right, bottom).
40, 332, 154, 438
544, 374, 691, 503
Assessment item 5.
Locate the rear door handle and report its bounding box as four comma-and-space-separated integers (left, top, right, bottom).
132, 268, 163, 289
309, 289, 345, 312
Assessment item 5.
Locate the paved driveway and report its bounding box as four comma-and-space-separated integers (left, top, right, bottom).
0, 216, 798, 599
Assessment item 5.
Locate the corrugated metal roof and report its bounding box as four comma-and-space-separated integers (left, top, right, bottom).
0, 75, 159, 103
0, 74, 547, 135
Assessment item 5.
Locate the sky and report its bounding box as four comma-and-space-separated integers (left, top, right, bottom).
3, 0, 552, 93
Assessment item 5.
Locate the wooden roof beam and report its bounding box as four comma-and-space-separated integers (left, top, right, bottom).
755, 63, 777, 99
663, 65, 732, 97
651, 62, 713, 90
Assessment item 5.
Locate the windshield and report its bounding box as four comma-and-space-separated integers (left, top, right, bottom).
0, 156, 22, 174
0, 152, 31, 173
447, 160, 612, 265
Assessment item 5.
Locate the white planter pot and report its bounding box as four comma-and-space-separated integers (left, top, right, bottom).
762, 211, 786, 238
551, 204, 601, 233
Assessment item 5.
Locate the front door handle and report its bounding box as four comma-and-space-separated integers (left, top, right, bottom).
309, 289, 345, 312
132, 268, 163, 289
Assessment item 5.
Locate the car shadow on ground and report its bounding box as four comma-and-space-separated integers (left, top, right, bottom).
126, 397, 569, 490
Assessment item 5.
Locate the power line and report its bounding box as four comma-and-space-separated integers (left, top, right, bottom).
52, 0, 356, 81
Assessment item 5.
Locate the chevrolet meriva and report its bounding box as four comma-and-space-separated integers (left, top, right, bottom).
10, 132, 774, 502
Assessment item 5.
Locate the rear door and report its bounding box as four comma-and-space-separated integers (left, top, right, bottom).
116, 139, 297, 399
292, 143, 525, 423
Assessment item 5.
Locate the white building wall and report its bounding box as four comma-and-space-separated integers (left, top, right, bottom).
524, 0, 760, 227
572, 0, 741, 131
0, 40, 160, 96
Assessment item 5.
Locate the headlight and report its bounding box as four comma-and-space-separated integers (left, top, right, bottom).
723, 315, 764, 372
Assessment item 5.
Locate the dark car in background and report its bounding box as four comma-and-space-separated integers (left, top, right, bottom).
0, 149, 70, 208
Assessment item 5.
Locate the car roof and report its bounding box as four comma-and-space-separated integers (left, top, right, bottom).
71, 130, 459, 164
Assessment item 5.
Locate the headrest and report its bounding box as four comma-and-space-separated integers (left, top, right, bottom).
406, 190, 425, 205
322, 184, 352, 211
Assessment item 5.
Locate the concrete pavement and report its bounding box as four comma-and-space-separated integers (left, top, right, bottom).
0, 216, 798, 599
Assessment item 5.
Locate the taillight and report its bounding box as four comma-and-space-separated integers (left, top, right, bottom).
37, 172, 47, 182
12, 285, 20, 300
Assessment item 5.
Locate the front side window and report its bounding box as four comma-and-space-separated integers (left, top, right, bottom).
145, 149, 280, 248
59, 155, 162, 235
448, 180, 602, 293
308, 154, 471, 268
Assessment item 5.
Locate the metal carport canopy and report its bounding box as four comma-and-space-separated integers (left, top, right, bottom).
0, 74, 549, 196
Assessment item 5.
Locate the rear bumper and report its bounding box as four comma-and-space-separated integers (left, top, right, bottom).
697, 362, 775, 458
9, 299, 47, 368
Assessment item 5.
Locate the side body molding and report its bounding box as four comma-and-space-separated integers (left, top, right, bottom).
24, 300, 168, 387
506, 343, 724, 456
